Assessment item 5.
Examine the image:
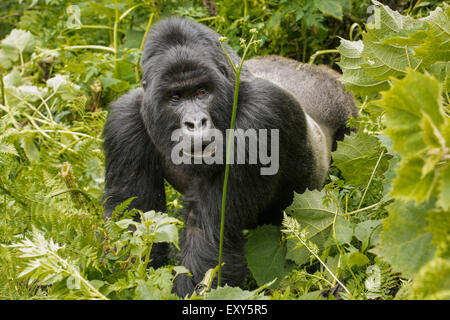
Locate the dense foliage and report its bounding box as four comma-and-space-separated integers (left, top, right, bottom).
0, 0, 448, 300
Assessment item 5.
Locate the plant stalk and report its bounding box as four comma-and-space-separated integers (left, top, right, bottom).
217, 34, 255, 286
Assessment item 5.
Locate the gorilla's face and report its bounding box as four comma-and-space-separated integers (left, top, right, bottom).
140, 50, 234, 173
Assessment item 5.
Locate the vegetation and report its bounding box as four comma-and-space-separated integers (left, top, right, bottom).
0, 0, 448, 300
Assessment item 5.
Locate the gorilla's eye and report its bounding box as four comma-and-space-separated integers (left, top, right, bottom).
197, 88, 208, 96
170, 94, 181, 102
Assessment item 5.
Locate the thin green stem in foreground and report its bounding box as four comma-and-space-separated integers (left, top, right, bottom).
217, 31, 258, 287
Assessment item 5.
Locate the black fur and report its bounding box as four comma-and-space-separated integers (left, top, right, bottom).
102, 17, 357, 298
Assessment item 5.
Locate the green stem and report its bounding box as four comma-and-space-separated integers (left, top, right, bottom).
217, 64, 240, 288
0, 72, 4, 106
217, 35, 254, 287
47, 248, 108, 300
113, 0, 120, 78
308, 49, 339, 65
357, 150, 385, 210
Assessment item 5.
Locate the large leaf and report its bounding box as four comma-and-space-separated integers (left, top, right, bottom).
245, 225, 294, 288
383, 4, 450, 69
285, 190, 339, 266
337, 2, 449, 96
415, 4, 450, 67
372, 199, 436, 279
337, 39, 389, 96
205, 285, 267, 300
314, 0, 343, 21
409, 257, 450, 300
0, 29, 35, 60
377, 70, 448, 205
332, 131, 389, 187
362, 1, 424, 80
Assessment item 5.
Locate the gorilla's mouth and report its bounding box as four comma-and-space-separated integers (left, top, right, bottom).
183, 143, 216, 158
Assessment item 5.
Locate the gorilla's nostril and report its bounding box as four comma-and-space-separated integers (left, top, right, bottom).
184, 122, 195, 131
201, 118, 208, 128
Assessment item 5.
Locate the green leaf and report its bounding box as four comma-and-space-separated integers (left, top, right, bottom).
297, 290, 323, 300
414, 4, 450, 68
378, 70, 444, 158
332, 131, 389, 187
205, 285, 267, 300
245, 225, 294, 288
409, 257, 450, 300
285, 190, 339, 265
337, 39, 389, 96
377, 70, 448, 204
426, 210, 450, 257
391, 155, 437, 203
437, 163, 450, 211
100, 75, 130, 93
334, 216, 353, 245
1, 29, 35, 58
314, 0, 343, 21
20, 134, 40, 163
355, 219, 382, 250
362, 2, 424, 79
378, 134, 401, 198
0, 49, 13, 69
373, 199, 436, 279
337, 3, 449, 96
346, 251, 370, 268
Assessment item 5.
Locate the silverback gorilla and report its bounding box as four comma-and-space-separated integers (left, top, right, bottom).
102, 17, 357, 297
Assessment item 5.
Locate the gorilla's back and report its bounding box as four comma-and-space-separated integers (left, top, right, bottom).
245, 56, 357, 149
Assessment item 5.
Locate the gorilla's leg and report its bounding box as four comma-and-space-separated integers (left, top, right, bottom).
102, 88, 168, 267
173, 178, 249, 298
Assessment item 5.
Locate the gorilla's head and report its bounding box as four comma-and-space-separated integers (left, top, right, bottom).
139, 17, 236, 172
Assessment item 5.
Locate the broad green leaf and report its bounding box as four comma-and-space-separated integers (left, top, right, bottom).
373, 199, 436, 279
20, 134, 40, 163
100, 75, 130, 93
378, 70, 443, 158
391, 155, 437, 203
285, 190, 339, 265
205, 285, 267, 300
334, 216, 353, 245
426, 210, 450, 256
378, 134, 401, 198
346, 251, 370, 268
362, 2, 424, 79
46, 74, 81, 100
0, 49, 13, 69
4, 68, 22, 87
409, 257, 450, 300
314, 0, 343, 20
378, 70, 448, 204
337, 39, 389, 95
337, 3, 449, 97
1, 29, 35, 59
437, 163, 450, 211
414, 4, 450, 68
355, 219, 382, 250
245, 224, 294, 288
297, 291, 323, 300
332, 131, 389, 187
